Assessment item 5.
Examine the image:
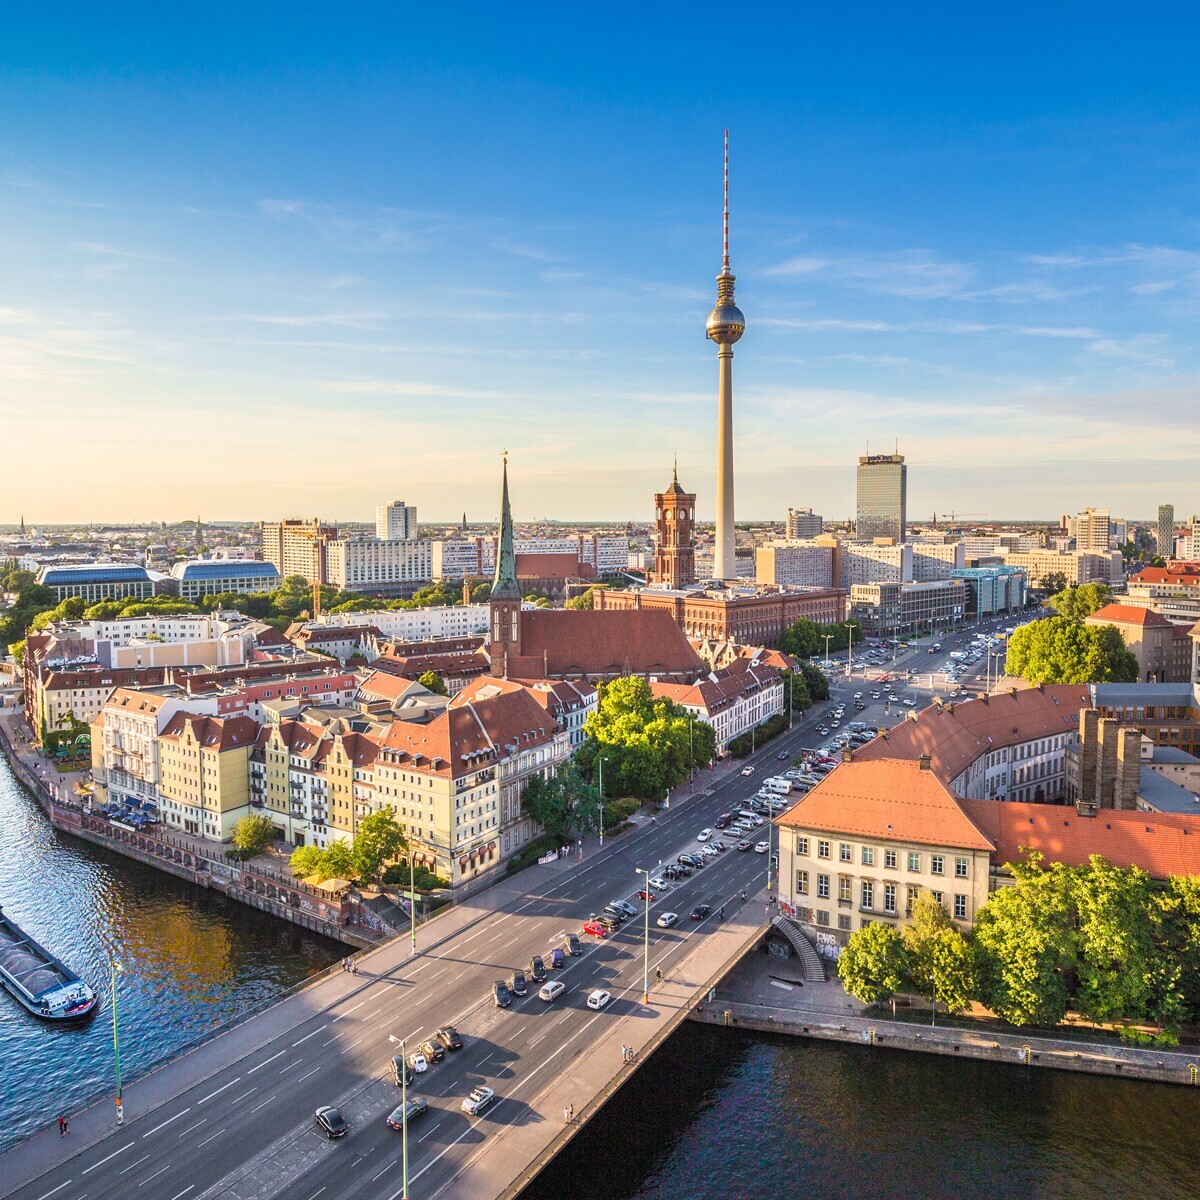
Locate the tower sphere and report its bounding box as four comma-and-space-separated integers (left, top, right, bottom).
706, 293, 745, 344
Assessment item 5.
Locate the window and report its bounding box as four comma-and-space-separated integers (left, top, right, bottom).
907, 851, 921, 872
955, 857, 969, 878
862, 846, 875, 866
860, 881, 874, 910
954, 894, 968, 920
906, 886, 919, 916
840, 843, 852, 863
838, 876, 852, 903
931, 890, 944, 907
796, 870, 809, 895
931, 854, 944, 876
817, 840, 830, 860
817, 873, 830, 899
837, 914, 852, 930
816, 910, 830, 926
884, 883, 896, 915
885, 849, 897, 870
795, 836, 809, 856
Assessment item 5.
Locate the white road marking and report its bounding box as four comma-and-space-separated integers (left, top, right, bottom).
291, 1026, 326, 1047
34, 1181, 73, 1200
142, 1108, 191, 1138
168, 1187, 195, 1200
249, 1095, 274, 1114
82, 1142, 132, 1173
295, 1066, 322, 1083
176, 1118, 207, 1138
279, 1059, 301, 1073
770, 979, 795, 991
137, 1164, 171, 1186
306, 1188, 327, 1200
331, 1000, 365, 1022
370, 1160, 395, 1181
118, 1155, 151, 1176
416, 1120, 443, 1143
342, 1036, 364, 1051
196, 1128, 225, 1149
196, 1077, 240, 1105
247, 1050, 286, 1074
229, 1088, 257, 1104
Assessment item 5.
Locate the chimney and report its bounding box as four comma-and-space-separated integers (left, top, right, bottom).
841, 747, 853, 763
918, 754, 932, 771
1116, 727, 1142, 811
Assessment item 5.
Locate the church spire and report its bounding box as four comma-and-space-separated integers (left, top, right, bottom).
491, 451, 521, 601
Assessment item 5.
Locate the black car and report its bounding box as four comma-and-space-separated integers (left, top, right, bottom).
435, 1026, 464, 1051
564, 933, 583, 957
681, 853, 704, 868
527, 956, 547, 983
672, 863, 694, 877
690, 904, 711, 920
386, 1097, 428, 1130
602, 904, 629, 923
595, 915, 621, 932
419, 1038, 446, 1063
509, 970, 529, 997
315, 1105, 349, 1139
612, 900, 639, 919
493, 980, 512, 1008
390, 1055, 413, 1086
662, 864, 682, 880
714, 813, 732, 829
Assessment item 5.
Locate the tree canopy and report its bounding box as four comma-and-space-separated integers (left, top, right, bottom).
350, 809, 408, 883
1048, 582, 1113, 622
1005, 615, 1138, 684
779, 618, 863, 660
417, 670, 448, 696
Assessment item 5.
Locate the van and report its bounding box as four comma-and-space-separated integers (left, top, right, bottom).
764, 778, 792, 795
736, 809, 758, 823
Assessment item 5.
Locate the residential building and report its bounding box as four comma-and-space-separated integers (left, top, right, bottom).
855, 453, 907, 543
755, 541, 835, 588
1158, 504, 1175, 555
911, 541, 965, 581
92, 686, 193, 813
849, 579, 967, 638
1088, 682, 1200, 758
34, 666, 166, 742
1071, 507, 1112, 552
839, 540, 913, 588
169, 559, 280, 600
157, 713, 259, 840
325, 537, 432, 596
1128, 563, 1200, 599
260, 518, 338, 584
650, 659, 783, 754
1084, 603, 1182, 682
370, 641, 491, 695
302, 604, 490, 642
785, 508, 823, 539
454, 675, 597, 749
1000, 548, 1123, 588
651, 467, 696, 588
376, 501, 418, 541
431, 535, 628, 581
38, 563, 163, 603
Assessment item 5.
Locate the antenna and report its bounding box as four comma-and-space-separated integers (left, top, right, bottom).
723, 130, 730, 270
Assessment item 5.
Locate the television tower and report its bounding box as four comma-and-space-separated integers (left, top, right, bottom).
706, 131, 745, 581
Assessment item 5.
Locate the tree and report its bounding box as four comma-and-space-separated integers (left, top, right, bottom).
1005, 615, 1139, 684
1050, 583, 1113, 622
417, 670, 448, 696
901, 892, 955, 996
838, 922, 908, 1004
231, 814, 277, 859
290, 844, 325, 878
926, 928, 976, 1016
521, 773, 573, 841
780, 669, 812, 715
1039, 571, 1069, 598
321, 839, 355, 880
566, 587, 596, 611
351, 809, 407, 884
798, 660, 829, 702
469, 581, 492, 603
779, 618, 864, 660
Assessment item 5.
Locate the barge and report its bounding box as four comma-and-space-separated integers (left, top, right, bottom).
0, 904, 98, 1020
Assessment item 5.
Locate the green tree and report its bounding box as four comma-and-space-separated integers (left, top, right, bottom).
1163, 875, 1200, 1023
566, 587, 596, 611
290, 844, 325, 878
83, 600, 126, 620
417, 670, 448, 696
1005, 615, 1139, 685
780, 669, 812, 715
320, 839, 355, 880
231, 814, 277, 859
1039, 571, 1069, 598
1049, 582, 1113, 622
521, 773, 573, 841
798, 660, 829, 702
901, 892, 955, 996
350, 809, 408, 883
837, 922, 908, 1004
469, 581, 492, 603
779, 618, 821, 658
926, 927, 976, 1016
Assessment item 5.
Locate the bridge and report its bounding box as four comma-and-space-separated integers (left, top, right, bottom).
0, 741, 806, 1200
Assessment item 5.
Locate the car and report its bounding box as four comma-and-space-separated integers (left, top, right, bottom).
903, 698, 916, 707
526, 956, 547, 983
736, 839, 753, 851
548, 946, 566, 969
602, 904, 629, 923
777, 751, 790, 760
816, 726, 829, 735
648, 875, 669, 890
697, 828, 713, 842
586, 988, 612, 1010
493, 980, 512, 1008
582, 920, 607, 938
690, 904, 711, 920
612, 900, 639, 919
714, 813, 732, 829
596, 915, 621, 932
461, 1086, 495, 1116
637, 888, 657, 901
538, 980, 566, 1002
435, 1026, 464, 1051
700, 844, 719, 859
754, 841, 770, 854
741, 766, 755, 776
854, 692, 863, 698
657, 911, 679, 928
671, 862, 693, 877
563, 932, 583, 956
419, 1038, 446, 1062
386, 1097, 428, 1130
712, 839, 730, 852
507, 970, 529, 998
662, 864, 683, 881
407, 1051, 429, 1073
390, 1055, 414, 1086
315, 1105, 349, 1139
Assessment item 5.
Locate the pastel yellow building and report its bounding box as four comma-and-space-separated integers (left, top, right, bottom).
157, 712, 259, 840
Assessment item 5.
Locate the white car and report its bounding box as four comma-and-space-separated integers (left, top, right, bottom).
754, 841, 770, 854
538, 980, 566, 1002
697, 828, 712, 842
657, 911, 679, 928
648, 876, 669, 891
461, 1086, 495, 1116
407, 1052, 429, 1073
586, 988, 612, 1010
700, 844, 719, 859
741, 766, 754, 776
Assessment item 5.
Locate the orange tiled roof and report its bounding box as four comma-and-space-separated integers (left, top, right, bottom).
1086, 603, 1173, 628
776, 757, 994, 851
160, 711, 259, 751
962, 800, 1200, 880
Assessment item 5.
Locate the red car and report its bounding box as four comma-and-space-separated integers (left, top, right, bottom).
637, 889, 656, 901
582, 920, 607, 938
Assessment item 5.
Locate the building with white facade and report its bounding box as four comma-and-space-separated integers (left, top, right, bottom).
650, 660, 783, 754
169, 559, 280, 600
431, 535, 629, 581
376, 501, 418, 541
325, 538, 433, 595
785, 508, 823, 539
755, 541, 835, 588
305, 604, 491, 642
839, 541, 913, 589
911, 541, 965, 581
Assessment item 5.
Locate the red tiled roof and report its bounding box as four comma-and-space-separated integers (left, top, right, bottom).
160, 711, 260, 751
357, 670, 426, 703
776, 758, 994, 851
1086, 603, 1173, 628
855, 685, 1089, 783
962, 800, 1200, 879
650, 661, 780, 715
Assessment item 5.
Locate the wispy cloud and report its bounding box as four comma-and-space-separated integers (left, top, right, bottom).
761, 250, 975, 298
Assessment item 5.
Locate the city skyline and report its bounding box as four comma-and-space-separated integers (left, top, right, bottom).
3, 7, 1200, 524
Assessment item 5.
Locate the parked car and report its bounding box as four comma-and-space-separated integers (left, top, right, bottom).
657, 911, 679, 928
493, 980, 512, 1008
582, 920, 607, 938
315, 1105, 349, 1139
648, 875, 669, 890
712, 839, 730, 852
595, 915, 621, 932
461, 1086, 495, 1116
602, 905, 629, 923
690, 904, 711, 920
435, 1026, 464, 1051
586, 988, 612, 1010
714, 813, 733, 828
407, 1050, 430, 1073
563, 933, 583, 956
419, 1039, 445, 1063
390, 1055, 413, 1086
697, 828, 713, 842
526, 956, 547, 983
548, 946, 566, 970
386, 1097, 428, 1130
671, 862, 693, 877
538, 980, 566, 1002
612, 900, 639, 919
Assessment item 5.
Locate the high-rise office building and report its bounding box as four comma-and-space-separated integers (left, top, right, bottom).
785, 507, 823, 538
259, 518, 338, 584
1073, 507, 1112, 552
376, 500, 417, 541
1158, 504, 1175, 556
855, 453, 907, 543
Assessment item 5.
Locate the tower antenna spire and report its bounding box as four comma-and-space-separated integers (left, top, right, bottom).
723, 129, 730, 271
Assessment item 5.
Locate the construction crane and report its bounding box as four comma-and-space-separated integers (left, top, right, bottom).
947, 510, 988, 533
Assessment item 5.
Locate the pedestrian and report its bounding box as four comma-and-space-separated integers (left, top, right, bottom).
564, 1103, 573, 1123
351, 960, 358, 975
58, 1116, 68, 1136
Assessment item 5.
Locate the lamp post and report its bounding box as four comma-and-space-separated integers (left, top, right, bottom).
634, 868, 652, 1003
596, 757, 606, 850
389, 1035, 410, 1198
821, 633, 834, 669
845, 622, 855, 678
409, 846, 417, 957
97, 932, 124, 1125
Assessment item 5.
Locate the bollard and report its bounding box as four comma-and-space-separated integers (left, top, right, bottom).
1191, 1064, 1198, 1086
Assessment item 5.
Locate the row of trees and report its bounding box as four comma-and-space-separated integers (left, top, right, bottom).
838, 854, 1200, 1043
778, 617, 864, 660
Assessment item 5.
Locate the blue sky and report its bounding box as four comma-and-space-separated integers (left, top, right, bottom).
2, 4, 1198, 524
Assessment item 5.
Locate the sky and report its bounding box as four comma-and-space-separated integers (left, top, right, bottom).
1, 3, 1199, 526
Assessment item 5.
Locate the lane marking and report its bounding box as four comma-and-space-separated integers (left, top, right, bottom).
196, 1128, 225, 1149
137, 1164, 171, 1187
249, 1096, 274, 1114
118, 1155, 151, 1176
168, 1188, 195, 1200
142, 1108, 191, 1138
295, 1066, 322, 1083
416, 1120, 443, 1143
81, 1143, 132, 1173
279, 1060, 302, 1074
247, 1050, 286, 1074
306, 1189, 327, 1200
291, 1026, 326, 1047
177, 1119, 207, 1138
331, 1000, 365, 1022
371, 1160, 395, 1182
34, 1181, 73, 1200
196, 1077, 240, 1105
229, 1088, 257, 1104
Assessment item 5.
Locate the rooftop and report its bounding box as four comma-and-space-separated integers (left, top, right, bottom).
1085, 603, 1173, 628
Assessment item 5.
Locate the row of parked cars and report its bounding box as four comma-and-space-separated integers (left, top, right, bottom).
493, 933, 586, 1007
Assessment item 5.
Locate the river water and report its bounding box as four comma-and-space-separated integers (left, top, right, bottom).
0, 751, 343, 1149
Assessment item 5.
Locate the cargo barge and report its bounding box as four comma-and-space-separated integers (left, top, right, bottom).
0, 904, 98, 1020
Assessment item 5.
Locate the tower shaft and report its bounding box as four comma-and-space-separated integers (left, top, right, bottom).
715, 345, 736, 580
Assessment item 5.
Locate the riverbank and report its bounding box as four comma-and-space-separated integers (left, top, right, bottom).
696, 942, 1200, 1087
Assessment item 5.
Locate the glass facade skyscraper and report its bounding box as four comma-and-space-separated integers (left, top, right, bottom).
856, 453, 907, 542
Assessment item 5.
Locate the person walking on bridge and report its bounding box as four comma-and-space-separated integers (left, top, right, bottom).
564, 1104, 573, 1123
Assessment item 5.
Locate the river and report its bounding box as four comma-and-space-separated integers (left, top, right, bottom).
0, 750, 343, 1149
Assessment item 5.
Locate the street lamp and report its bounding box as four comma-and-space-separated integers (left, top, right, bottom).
97, 931, 124, 1125
409, 846, 417, 957
821, 633, 834, 669
596, 757, 607, 850
634, 868, 652, 1003
389, 1035, 410, 1199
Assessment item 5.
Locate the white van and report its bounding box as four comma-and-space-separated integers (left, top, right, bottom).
763, 777, 792, 795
